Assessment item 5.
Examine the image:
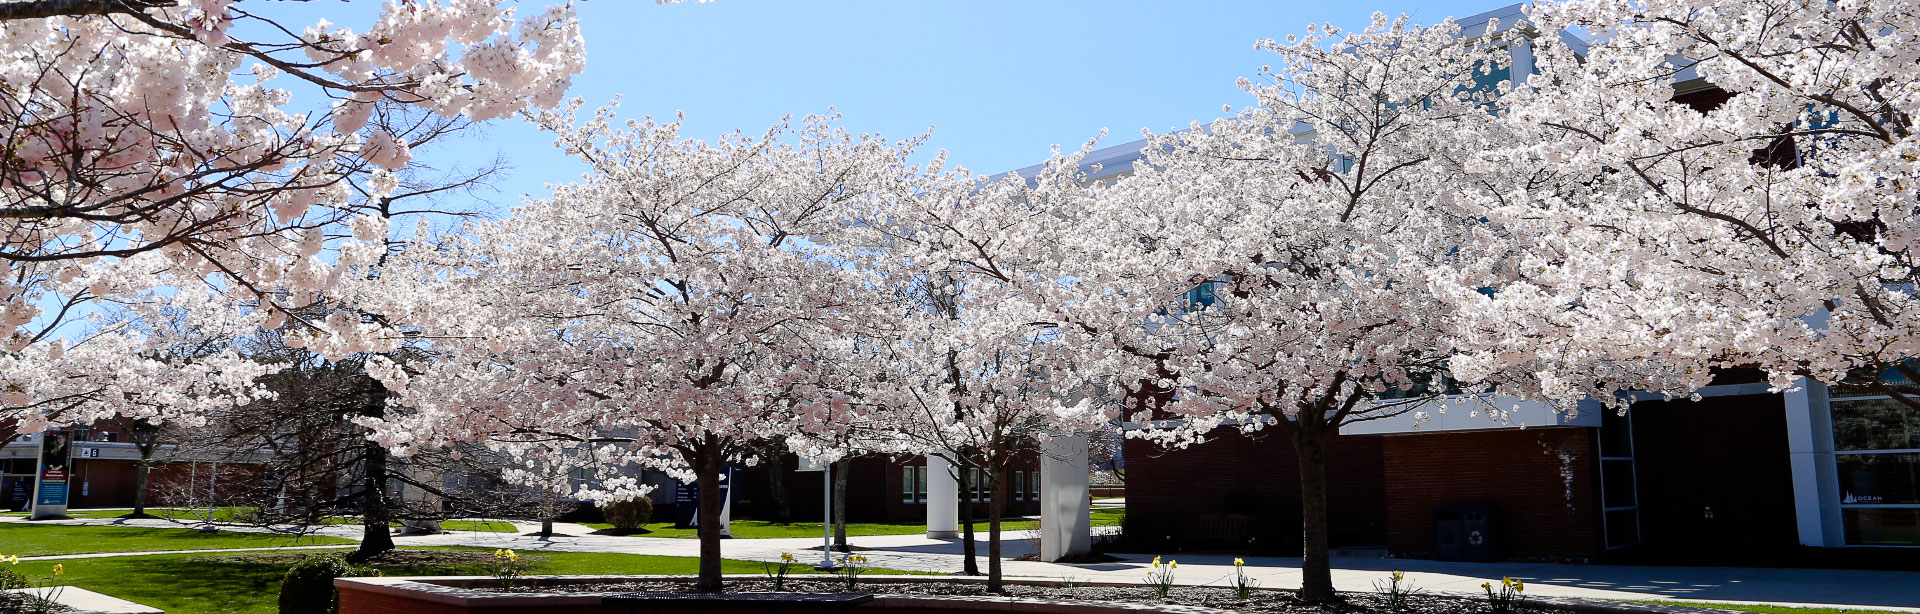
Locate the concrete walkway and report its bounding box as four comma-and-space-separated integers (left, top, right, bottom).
7, 514, 1917, 610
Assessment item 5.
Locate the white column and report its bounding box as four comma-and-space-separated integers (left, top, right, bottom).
399, 462, 442, 535
1040, 435, 1090, 561
1783, 379, 1843, 546
925, 454, 958, 538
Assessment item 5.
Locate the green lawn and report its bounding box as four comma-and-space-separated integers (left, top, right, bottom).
0, 523, 352, 556
2, 507, 395, 528
1629, 602, 1912, 614
585, 508, 1121, 539
5, 547, 910, 614
440, 520, 520, 533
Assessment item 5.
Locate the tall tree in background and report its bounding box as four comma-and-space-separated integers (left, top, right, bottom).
1, 0, 587, 437
346, 110, 922, 591
1078, 15, 1509, 602
846, 152, 1114, 592
1439, 0, 1920, 412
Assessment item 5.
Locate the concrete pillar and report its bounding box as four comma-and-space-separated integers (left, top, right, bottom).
1783, 379, 1843, 546
1040, 435, 1090, 561
925, 454, 959, 538
399, 462, 442, 535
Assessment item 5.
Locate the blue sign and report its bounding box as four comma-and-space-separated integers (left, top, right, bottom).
670, 465, 736, 529
36, 482, 67, 506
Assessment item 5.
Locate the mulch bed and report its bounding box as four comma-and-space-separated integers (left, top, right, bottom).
520, 579, 1553, 614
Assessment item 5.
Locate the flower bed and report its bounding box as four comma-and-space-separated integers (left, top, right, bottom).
336, 575, 1752, 614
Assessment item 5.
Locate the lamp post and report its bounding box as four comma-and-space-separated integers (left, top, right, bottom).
796, 456, 834, 569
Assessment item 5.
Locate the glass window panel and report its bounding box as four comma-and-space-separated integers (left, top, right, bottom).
916, 467, 927, 501
1838, 453, 1920, 505
1830, 363, 1917, 399
1013, 472, 1024, 501
1831, 398, 1920, 451
1601, 459, 1637, 508
1604, 508, 1640, 548
1842, 508, 1920, 546
903, 467, 913, 501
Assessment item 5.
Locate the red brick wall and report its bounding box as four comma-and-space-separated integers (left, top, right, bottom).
1382, 427, 1602, 559
1124, 428, 1387, 549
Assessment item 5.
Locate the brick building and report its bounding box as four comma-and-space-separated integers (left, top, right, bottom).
1053, 2, 1918, 562
0, 423, 268, 512
1125, 368, 1917, 561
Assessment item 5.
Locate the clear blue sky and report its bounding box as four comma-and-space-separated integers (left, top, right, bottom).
290, 0, 1512, 213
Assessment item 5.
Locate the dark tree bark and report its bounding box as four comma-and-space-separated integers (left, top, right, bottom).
692, 437, 726, 592
348, 381, 395, 563
1293, 423, 1335, 602
350, 438, 396, 562
131, 459, 152, 516
985, 465, 1005, 593
957, 465, 979, 575
0, 0, 174, 21
765, 452, 792, 523
831, 459, 849, 551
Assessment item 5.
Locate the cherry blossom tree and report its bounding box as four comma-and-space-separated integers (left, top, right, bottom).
345, 108, 922, 591
1438, 0, 1920, 410
841, 152, 1114, 591
1073, 15, 1509, 602
1, 0, 588, 438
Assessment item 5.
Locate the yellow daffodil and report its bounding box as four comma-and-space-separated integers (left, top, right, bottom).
1170, 560, 1178, 569
5, 555, 16, 565
1481, 582, 1491, 590
507, 552, 520, 562
1151, 556, 1162, 567
1392, 571, 1404, 581
781, 553, 795, 563
494, 549, 506, 557
1514, 581, 1524, 593
1234, 558, 1245, 567
53, 564, 64, 575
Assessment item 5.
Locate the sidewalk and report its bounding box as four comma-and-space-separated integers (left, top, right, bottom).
8, 514, 1917, 610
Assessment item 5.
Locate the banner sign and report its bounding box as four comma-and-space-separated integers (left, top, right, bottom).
36, 430, 73, 508
670, 465, 737, 532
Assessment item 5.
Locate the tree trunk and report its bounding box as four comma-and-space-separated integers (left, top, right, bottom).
1295, 426, 1334, 602
985, 466, 1004, 593
540, 517, 554, 538
693, 442, 726, 592
958, 465, 979, 575
131, 460, 152, 516
766, 453, 792, 523
832, 459, 849, 550
349, 440, 396, 563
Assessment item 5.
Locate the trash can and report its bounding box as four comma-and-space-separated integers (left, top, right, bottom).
1435, 507, 1494, 562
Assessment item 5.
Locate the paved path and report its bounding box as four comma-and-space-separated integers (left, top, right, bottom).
7, 514, 1917, 610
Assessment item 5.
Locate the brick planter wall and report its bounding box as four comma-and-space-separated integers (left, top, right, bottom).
333, 576, 1239, 614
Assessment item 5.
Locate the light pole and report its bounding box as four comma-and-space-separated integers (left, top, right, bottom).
796, 456, 833, 569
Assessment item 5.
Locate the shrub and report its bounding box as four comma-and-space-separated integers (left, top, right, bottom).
278, 555, 378, 614
603, 497, 653, 530
0, 567, 26, 590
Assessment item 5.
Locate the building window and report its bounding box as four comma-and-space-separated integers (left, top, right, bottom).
1829, 379, 1920, 546
964, 468, 989, 502
902, 465, 928, 503
1181, 281, 1224, 312
1029, 469, 1039, 501
1013, 472, 1025, 501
